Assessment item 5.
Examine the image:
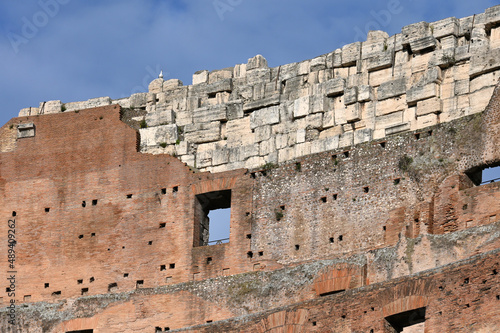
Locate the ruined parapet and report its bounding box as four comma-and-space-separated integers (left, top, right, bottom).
19, 5, 500, 173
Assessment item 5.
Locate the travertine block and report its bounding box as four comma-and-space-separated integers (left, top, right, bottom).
354, 128, 373, 145
139, 124, 178, 146
184, 122, 220, 144
410, 36, 437, 53
243, 94, 280, 112
432, 17, 460, 38
411, 52, 432, 73
306, 113, 323, 129
247, 54, 268, 70
163, 79, 183, 90
470, 71, 500, 92
251, 106, 280, 129
342, 42, 361, 66
318, 126, 343, 139
407, 83, 438, 104
485, 5, 500, 26
333, 49, 342, 68
358, 85, 373, 102
469, 48, 500, 78
440, 35, 457, 49
212, 148, 229, 166
311, 95, 328, 113
206, 79, 233, 95
324, 78, 346, 97
293, 96, 311, 119
377, 78, 406, 100
375, 96, 406, 116
366, 53, 393, 72
490, 26, 500, 49
193, 70, 209, 85
259, 138, 276, 156
192, 105, 227, 123
255, 125, 272, 143
385, 122, 410, 135
344, 87, 358, 105
402, 22, 431, 46
369, 67, 393, 87
295, 142, 311, 158
338, 131, 353, 147
298, 60, 310, 75
416, 97, 442, 116
233, 64, 247, 78
146, 109, 175, 126
468, 86, 495, 114
416, 113, 439, 127
322, 111, 335, 129
310, 56, 327, 71
376, 111, 404, 129
345, 103, 361, 123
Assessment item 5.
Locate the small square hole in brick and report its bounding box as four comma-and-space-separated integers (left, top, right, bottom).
12, 211, 16, 217
159, 223, 166, 228
78, 235, 84, 239
81, 288, 88, 295
77, 279, 83, 284
329, 237, 334, 243
320, 196, 327, 203
123, 273, 129, 278
172, 186, 178, 193
92, 199, 98, 206
169, 263, 175, 269
82, 201, 86, 207
160, 265, 166, 271
44, 283, 49, 288
246, 234, 252, 239
148, 241, 153, 245
126, 194, 133, 199
161, 188, 167, 194
45, 207, 50, 212
394, 178, 401, 185
338, 235, 343, 241
136, 280, 143, 288
333, 194, 338, 200
90, 277, 95, 283
295, 244, 300, 250
258, 251, 264, 256
206, 257, 212, 264
363, 186, 369, 193
247, 251, 253, 258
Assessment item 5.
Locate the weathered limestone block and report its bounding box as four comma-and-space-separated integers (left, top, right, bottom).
407, 83, 438, 104
192, 105, 228, 123
193, 70, 209, 85
319, 125, 343, 139
432, 17, 460, 38
469, 48, 500, 78
322, 111, 335, 129
259, 138, 276, 156
366, 53, 393, 72
243, 94, 280, 112
354, 128, 372, 145
310, 56, 326, 71
226, 101, 244, 120
430, 49, 456, 68
148, 78, 164, 93
233, 63, 247, 78
212, 147, 230, 166
459, 16, 474, 37
376, 111, 404, 130
490, 26, 500, 49
207, 79, 233, 95
296, 128, 306, 144
454, 45, 471, 62
39, 100, 62, 114
377, 78, 406, 100
196, 150, 213, 168
246, 68, 271, 85
311, 135, 339, 154
306, 113, 323, 129
375, 96, 406, 116
485, 5, 500, 27
293, 96, 311, 119
145, 109, 175, 126
140, 124, 178, 146
344, 87, 358, 105
324, 78, 346, 97
468, 86, 496, 114
339, 131, 353, 147
298, 60, 310, 75
294, 142, 311, 158
416, 113, 439, 127
311, 95, 328, 113
342, 42, 361, 66
184, 122, 221, 144
247, 54, 268, 71
402, 21, 431, 46
454, 79, 469, 95
208, 68, 233, 84
250, 106, 280, 129
332, 49, 342, 68
411, 52, 432, 73
358, 85, 373, 102
130, 93, 148, 108
369, 67, 393, 87
113, 98, 130, 109
470, 27, 489, 52
409, 36, 438, 53
18, 107, 39, 116
385, 122, 410, 135
363, 31, 389, 59
255, 125, 272, 143
345, 103, 361, 123
440, 35, 457, 49
416, 97, 442, 116
163, 79, 183, 91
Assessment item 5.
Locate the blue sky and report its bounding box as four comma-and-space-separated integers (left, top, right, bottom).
0, 0, 497, 126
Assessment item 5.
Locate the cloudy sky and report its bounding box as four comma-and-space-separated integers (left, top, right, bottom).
0, 0, 497, 126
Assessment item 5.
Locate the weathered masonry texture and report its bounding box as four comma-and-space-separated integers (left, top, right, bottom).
0, 5, 499, 333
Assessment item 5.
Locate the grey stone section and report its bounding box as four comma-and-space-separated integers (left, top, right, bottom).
19, 5, 500, 173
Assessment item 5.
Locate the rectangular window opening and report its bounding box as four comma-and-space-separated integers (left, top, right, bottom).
466, 164, 500, 186
385, 307, 426, 333
194, 189, 231, 247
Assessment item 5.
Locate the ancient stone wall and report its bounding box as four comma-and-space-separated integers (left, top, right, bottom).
1, 4, 499, 333
18, 5, 500, 174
